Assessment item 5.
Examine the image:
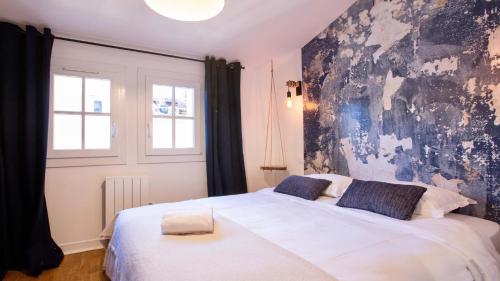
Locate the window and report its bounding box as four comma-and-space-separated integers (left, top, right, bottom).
138, 69, 203, 163
146, 79, 200, 155
48, 59, 126, 166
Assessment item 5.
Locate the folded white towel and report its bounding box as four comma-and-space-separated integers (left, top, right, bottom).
161, 208, 214, 235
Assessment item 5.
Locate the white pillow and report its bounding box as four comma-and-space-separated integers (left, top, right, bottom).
385, 180, 476, 218
305, 174, 476, 218
304, 173, 353, 197
431, 173, 463, 193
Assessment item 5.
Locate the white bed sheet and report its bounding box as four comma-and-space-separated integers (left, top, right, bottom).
318, 196, 500, 253
447, 213, 500, 253
105, 188, 500, 281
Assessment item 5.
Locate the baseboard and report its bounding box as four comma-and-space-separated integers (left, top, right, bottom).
58, 238, 104, 255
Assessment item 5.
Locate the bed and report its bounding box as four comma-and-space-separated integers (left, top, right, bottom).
103, 188, 500, 281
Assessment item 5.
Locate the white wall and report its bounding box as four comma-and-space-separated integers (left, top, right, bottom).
241, 50, 304, 192
45, 40, 208, 254
45, 40, 304, 254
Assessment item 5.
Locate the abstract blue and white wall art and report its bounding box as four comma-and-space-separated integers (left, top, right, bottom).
302, 0, 500, 221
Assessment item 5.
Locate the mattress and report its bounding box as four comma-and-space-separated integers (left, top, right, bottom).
105, 188, 500, 281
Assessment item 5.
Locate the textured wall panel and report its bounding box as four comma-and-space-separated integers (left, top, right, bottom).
302, 0, 500, 222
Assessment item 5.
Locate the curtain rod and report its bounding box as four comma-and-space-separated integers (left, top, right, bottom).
54, 36, 245, 69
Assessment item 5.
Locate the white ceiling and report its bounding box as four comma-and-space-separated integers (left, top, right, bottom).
0, 0, 355, 64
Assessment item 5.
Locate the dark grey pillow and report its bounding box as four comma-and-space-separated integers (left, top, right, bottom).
336, 179, 427, 220
274, 175, 331, 200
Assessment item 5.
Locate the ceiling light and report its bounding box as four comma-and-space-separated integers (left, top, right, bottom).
145, 0, 225, 22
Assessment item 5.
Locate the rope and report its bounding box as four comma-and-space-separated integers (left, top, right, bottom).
272, 65, 286, 166
262, 60, 287, 169
263, 61, 273, 166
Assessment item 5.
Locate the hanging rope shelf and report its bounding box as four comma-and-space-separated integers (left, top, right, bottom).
261, 60, 287, 171
260, 166, 287, 171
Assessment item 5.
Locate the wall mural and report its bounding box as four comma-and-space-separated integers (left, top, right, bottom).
302, 0, 500, 222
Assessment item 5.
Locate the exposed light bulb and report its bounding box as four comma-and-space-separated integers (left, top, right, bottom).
286, 89, 293, 108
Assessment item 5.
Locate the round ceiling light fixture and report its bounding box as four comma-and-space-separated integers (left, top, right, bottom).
145, 0, 225, 22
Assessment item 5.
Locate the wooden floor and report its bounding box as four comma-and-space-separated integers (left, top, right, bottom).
3, 250, 109, 281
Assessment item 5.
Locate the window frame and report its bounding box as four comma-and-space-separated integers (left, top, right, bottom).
138, 68, 204, 164
47, 58, 126, 167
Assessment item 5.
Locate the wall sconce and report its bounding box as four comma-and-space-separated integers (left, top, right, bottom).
285, 80, 302, 108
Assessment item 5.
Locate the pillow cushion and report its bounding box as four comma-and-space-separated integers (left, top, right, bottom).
336, 179, 427, 220
304, 173, 353, 197
274, 175, 331, 200
431, 174, 463, 193
414, 185, 476, 218
382, 180, 477, 218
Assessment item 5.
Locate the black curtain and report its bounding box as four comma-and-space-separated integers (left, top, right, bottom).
205, 57, 247, 196
0, 22, 63, 277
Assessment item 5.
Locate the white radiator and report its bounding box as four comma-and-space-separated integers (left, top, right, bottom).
104, 176, 150, 228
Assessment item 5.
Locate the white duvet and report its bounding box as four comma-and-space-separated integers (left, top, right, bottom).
105, 188, 500, 281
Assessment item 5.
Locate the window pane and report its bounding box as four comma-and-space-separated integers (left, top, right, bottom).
152, 118, 172, 148
85, 115, 111, 149
53, 114, 82, 149
85, 78, 111, 113
54, 75, 82, 112
175, 87, 195, 117
175, 119, 194, 148
152, 85, 173, 116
